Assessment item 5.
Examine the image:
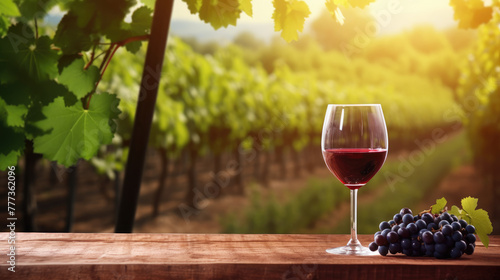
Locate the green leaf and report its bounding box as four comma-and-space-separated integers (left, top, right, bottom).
0, 149, 21, 170
141, 0, 156, 9
0, 122, 25, 163
430, 197, 447, 214
0, 16, 9, 37
53, 12, 92, 54
131, 6, 153, 33
469, 209, 493, 248
272, 0, 311, 42
183, 0, 202, 14
240, 0, 252, 17
199, 0, 242, 29
0, 24, 59, 81
26, 36, 60, 80
460, 196, 493, 248
33, 93, 121, 166
448, 205, 462, 217
58, 58, 100, 99
0, 0, 20, 16
450, 0, 493, 29
461, 196, 478, 213
0, 82, 31, 105
325, 0, 345, 25
16, 0, 58, 19
5, 104, 27, 127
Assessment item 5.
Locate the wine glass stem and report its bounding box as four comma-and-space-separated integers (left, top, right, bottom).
347, 189, 361, 247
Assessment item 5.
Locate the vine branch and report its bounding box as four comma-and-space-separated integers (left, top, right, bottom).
84, 34, 150, 109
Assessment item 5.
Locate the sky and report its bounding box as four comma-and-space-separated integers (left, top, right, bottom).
168, 0, 457, 41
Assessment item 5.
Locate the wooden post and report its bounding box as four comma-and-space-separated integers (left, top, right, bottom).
115, 0, 175, 233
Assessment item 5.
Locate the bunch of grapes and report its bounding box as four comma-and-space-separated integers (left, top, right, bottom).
369, 208, 477, 259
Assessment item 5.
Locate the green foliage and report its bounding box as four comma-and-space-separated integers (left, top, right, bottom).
434, 197, 493, 248
430, 197, 447, 214
273, 0, 311, 42
33, 93, 121, 166
58, 58, 100, 99
450, 0, 493, 28
457, 1, 500, 191
0, 0, 152, 169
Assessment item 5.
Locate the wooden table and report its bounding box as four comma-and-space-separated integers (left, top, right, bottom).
1, 233, 499, 279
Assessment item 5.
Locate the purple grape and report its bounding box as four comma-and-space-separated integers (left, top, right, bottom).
422, 231, 434, 244
402, 213, 414, 225
434, 232, 445, 244
379, 221, 391, 231
369, 241, 378, 252
466, 233, 476, 243
452, 231, 463, 242
421, 213, 434, 224
378, 245, 389, 256
400, 208, 412, 215
393, 213, 403, 224
387, 231, 399, 243
398, 227, 410, 238
375, 234, 388, 246
466, 225, 476, 234
442, 224, 453, 236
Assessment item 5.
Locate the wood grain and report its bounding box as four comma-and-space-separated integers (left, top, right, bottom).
1, 233, 498, 279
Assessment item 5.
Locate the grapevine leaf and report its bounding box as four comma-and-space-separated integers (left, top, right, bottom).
325, 0, 346, 25
240, 0, 252, 17
1, 24, 59, 80
58, 58, 100, 99
0, 122, 25, 163
141, 0, 156, 9
25, 36, 59, 80
0, 87, 28, 134
124, 5, 153, 53
0, 83, 31, 105
35, 80, 78, 107
430, 197, 447, 214
131, 6, 153, 33
53, 12, 92, 54
461, 196, 493, 248
450, 0, 492, 29
461, 196, 478, 214
469, 209, 492, 248
0, 149, 21, 170
199, 0, 242, 29
448, 205, 462, 217
16, 0, 58, 19
33, 93, 121, 166
272, 0, 311, 42
0, 16, 9, 37
4, 104, 28, 127
0, 0, 20, 16
58, 54, 80, 73
183, 0, 202, 14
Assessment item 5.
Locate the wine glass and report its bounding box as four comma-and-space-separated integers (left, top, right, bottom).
321, 104, 388, 255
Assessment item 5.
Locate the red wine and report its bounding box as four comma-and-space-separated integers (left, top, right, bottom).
322, 148, 387, 189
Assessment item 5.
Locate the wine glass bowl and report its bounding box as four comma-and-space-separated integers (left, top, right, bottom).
321, 104, 388, 255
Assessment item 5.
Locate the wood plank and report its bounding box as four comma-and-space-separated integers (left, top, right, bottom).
1, 233, 498, 279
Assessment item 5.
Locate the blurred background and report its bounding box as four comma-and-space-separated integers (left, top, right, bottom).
1, 0, 499, 236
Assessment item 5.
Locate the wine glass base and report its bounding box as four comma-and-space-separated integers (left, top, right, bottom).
326, 245, 378, 256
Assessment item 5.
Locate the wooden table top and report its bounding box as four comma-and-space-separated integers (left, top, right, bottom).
1, 233, 499, 279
